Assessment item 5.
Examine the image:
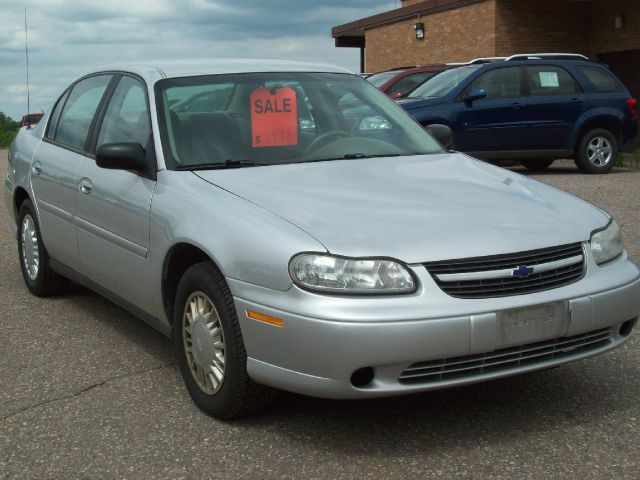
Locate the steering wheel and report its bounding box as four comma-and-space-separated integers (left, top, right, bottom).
303, 130, 350, 156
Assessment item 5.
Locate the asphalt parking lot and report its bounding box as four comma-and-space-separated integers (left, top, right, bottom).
1, 151, 639, 479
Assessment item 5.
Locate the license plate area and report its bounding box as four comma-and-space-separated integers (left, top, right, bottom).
498, 302, 568, 347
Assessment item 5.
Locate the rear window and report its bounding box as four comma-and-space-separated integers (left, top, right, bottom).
577, 66, 623, 93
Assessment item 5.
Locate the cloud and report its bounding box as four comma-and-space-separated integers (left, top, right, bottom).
0, 0, 395, 120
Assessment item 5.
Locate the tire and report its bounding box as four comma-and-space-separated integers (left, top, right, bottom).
173, 261, 276, 419
519, 159, 554, 171
17, 199, 68, 296
574, 128, 618, 174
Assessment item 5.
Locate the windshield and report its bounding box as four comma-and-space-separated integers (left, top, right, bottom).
156, 72, 443, 169
367, 70, 404, 88
407, 66, 479, 98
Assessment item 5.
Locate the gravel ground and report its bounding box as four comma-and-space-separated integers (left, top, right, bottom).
1, 152, 638, 479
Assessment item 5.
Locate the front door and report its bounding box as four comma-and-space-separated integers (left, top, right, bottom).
456, 66, 528, 155
74, 75, 156, 310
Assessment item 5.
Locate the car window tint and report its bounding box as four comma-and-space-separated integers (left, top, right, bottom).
46, 89, 70, 139
388, 72, 435, 95
55, 75, 111, 149
526, 66, 580, 96
469, 67, 521, 99
97, 76, 150, 149
577, 66, 623, 93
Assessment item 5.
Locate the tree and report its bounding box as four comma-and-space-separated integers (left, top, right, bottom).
0, 112, 19, 148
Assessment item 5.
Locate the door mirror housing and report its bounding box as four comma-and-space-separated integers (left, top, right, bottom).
96, 142, 155, 179
424, 124, 454, 150
464, 87, 487, 104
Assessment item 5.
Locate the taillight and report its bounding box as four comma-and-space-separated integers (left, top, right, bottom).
628, 98, 637, 118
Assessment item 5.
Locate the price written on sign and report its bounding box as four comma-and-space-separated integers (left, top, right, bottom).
250, 86, 298, 148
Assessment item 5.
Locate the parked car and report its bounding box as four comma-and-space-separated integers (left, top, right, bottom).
20, 112, 43, 128
398, 56, 638, 173
372, 64, 451, 98
5, 59, 640, 419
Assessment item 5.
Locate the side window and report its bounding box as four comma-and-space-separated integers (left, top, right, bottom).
526, 66, 580, 96
46, 89, 70, 139
387, 72, 434, 95
55, 75, 111, 150
576, 66, 623, 93
468, 67, 521, 100
97, 76, 150, 149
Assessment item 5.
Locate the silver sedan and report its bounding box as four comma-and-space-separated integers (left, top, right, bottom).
5, 59, 640, 419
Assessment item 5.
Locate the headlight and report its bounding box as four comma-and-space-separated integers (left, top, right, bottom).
289, 253, 416, 294
590, 220, 623, 265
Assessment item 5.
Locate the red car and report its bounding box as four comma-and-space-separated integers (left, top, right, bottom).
367, 64, 451, 98
20, 113, 44, 128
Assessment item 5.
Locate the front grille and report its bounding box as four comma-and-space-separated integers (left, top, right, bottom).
424, 243, 585, 298
399, 328, 613, 385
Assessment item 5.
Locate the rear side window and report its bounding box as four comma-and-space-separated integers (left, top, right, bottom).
526, 66, 581, 96
577, 66, 623, 93
54, 75, 112, 150
468, 67, 521, 99
46, 89, 70, 139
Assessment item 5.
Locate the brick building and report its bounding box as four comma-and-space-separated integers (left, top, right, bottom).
332, 0, 640, 99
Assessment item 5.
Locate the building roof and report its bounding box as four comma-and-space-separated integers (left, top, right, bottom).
332, 0, 486, 40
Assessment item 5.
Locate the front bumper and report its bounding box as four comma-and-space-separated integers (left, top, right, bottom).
231, 250, 640, 399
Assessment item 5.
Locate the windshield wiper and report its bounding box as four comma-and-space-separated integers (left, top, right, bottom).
342, 153, 401, 159
175, 159, 262, 171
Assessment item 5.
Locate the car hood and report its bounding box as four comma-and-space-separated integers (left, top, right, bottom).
194, 154, 609, 263
395, 96, 443, 110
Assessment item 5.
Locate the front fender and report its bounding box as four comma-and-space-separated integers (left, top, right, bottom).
148, 170, 327, 320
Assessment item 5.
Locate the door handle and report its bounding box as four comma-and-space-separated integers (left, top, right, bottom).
31, 161, 42, 175
79, 178, 93, 194
512, 102, 523, 110
570, 98, 583, 103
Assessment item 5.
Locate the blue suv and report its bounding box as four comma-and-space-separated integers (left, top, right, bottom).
397, 57, 638, 173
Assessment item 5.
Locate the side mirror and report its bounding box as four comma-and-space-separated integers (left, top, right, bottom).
96, 142, 154, 179
424, 124, 454, 149
464, 87, 487, 104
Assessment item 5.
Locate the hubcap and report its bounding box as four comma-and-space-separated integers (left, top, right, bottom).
587, 136, 613, 167
182, 291, 226, 395
21, 214, 40, 281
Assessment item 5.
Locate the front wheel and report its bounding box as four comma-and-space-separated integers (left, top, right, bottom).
574, 128, 618, 174
520, 159, 554, 171
173, 262, 276, 419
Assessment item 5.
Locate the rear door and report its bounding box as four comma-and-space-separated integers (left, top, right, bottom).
31, 75, 113, 270
74, 74, 156, 310
523, 65, 586, 150
457, 66, 528, 154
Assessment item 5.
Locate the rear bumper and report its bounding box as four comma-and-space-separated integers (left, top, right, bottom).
620, 120, 639, 152
231, 254, 640, 400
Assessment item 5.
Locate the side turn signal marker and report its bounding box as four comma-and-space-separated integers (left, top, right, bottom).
246, 309, 285, 327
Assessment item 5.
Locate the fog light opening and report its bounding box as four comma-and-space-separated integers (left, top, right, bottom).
619, 319, 637, 337
350, 367, 375, 388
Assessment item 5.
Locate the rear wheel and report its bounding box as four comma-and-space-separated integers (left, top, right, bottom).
173, 262, 276, 419
17, 199, 67, 296
519, 159, 554, 171
574, 128, 618, 174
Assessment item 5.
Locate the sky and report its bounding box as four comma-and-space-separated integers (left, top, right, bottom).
0, 0, 397, 121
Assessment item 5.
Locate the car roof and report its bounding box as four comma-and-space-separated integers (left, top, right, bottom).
81, 58, 352, 82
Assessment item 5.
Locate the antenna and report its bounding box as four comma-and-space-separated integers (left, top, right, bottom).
24, 8, 30, 115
